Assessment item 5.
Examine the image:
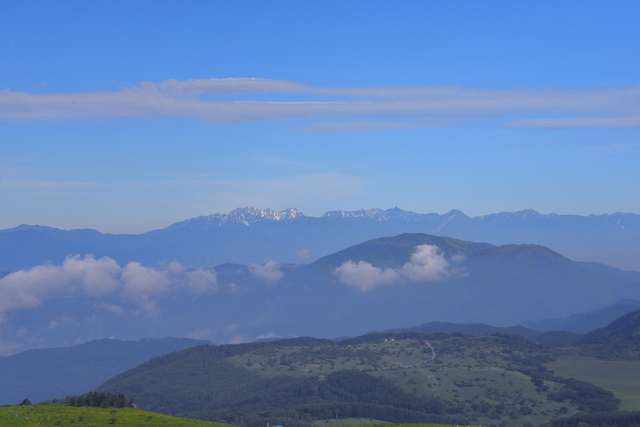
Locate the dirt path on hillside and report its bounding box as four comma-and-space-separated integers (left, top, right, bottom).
424, 340, 436, 361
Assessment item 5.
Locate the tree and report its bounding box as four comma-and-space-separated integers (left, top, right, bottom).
19, 398, 32, 406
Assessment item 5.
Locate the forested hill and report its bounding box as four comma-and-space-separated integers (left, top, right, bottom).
96, 333, 619, 427
0, 337, 209, 405
583, 309, 640, 340
573, 309, 640, 359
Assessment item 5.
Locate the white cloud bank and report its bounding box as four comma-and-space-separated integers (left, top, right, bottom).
333, 244, 460, 292
0, 255, 218, 320
1, 78, 639, 129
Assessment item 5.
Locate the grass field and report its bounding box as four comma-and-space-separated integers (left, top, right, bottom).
314, 423, 471, 427
313, 418, 390, 426
547, 357, 640, 411
0, 405, 233, 427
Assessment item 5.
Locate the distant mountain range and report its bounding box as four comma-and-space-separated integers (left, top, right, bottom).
1, 206, 639, 271
382, 321, 585, 346
3, 232, 640, 355
521, 297, 640, 333
382, 298, 640, 346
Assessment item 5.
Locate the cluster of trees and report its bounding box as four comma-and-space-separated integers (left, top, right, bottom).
546, 377, 619, 413
68, 391, 132, 408
188, 402, 459, 427
544, 410, 640, 427
322, 369, 448, 415
98, 351, 463, 426
506, 349, 619, 413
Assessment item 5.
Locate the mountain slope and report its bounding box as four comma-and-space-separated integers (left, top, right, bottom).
522, 299, 640, 333
583, 309, 640, 340
96, 333, 619, 427
3, 233, 640, 354
0, 337, 208, 405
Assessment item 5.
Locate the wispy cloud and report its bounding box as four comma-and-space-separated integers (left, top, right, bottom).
2, 78, 639, 129
299, 120, 445, 132
582, 142, 640, 155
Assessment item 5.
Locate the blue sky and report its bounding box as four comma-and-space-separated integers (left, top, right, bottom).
1, 1, 639, 233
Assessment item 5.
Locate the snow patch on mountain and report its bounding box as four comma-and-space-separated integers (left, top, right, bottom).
165, 207, 305, 229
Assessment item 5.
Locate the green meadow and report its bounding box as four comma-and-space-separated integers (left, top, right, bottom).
314, 424, 472, 427
0, 405, 233, 427
548, 357, 640, 411
0, 406, 472, 427
313, 419, 391, 426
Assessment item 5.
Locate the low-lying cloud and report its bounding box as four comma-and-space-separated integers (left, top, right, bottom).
248, 260, 284, 283
1, 78, 639, 129
0, 255, 218, 320
334, 244, 460, 292
333, 261, 399, 292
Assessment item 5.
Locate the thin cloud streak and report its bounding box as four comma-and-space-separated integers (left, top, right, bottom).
1, 78, 639, 129
300, 120, 445, 132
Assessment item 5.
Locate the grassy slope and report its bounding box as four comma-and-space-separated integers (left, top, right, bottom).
314, 423, 463, 427
1, 405, 234, 427
313, 418, 391, 426
548, 357, 640, 411
221, 336, 575, 427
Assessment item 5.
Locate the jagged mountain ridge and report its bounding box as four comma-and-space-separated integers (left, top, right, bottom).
164, 207, 305, 230
1, 206, 639, 271
159, 206, 636, 229
160, 206, 496, 228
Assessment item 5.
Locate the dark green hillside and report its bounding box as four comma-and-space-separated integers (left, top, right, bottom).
583, 309, 640, 340
0, 337, 209, 405
97, 333, 619, 427
542, 410, 640, 427
573, 309, 640, 359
